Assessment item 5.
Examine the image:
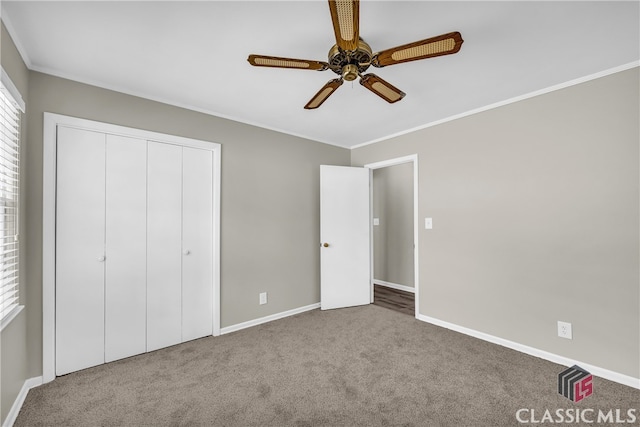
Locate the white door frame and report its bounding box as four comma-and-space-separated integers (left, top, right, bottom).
42, 113, 222, 383
364, 155, 419, 318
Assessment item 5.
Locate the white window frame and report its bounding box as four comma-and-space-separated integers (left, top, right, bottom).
0, 67, 25, 331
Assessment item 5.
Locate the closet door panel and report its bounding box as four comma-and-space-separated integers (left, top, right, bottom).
104, 135, 147, 362
147, 142, 182, 351
182, 147, 214, 341
55, 127, 106, 375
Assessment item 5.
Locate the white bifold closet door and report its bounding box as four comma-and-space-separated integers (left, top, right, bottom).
147, 142, 183, 351
56, 130, 213, 376
181, 147, 214, 342
56, 129, 147, 375
104, 135, 147, 363
147, 142, 213, 351
56, 127, 107, 375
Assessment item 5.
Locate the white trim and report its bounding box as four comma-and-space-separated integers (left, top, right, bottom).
364, 155, 419, 318
373, 280, 415, 294
368, 169, 375, 304
42, 113, 222, 383
3, 8, 637, 151
30, 63, 348, 149
352, 62, 640, 150
44, 114, 219, 150
417, 314, 640, 390
5, 4, 636, 151
220, 303, 320, 335
2, 376, 43, 427
42, 114, 56, 383
1, 13, 344, 147
212, 143, 221, 337
0, 305, 24, 332
0, 67, 25, 112
23, 61, 640, 151
364, 155, 418, 170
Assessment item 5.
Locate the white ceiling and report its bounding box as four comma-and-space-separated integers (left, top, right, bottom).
2, 1, 639, 148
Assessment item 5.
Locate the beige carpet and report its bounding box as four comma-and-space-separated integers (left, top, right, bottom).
16, 305, 639, 426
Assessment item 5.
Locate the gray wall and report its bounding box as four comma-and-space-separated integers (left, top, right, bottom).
1, 22, 31, 424
373, 163, 414, 287
13, 52, 348, 388
24, 71, 349, 377
2, 17, 638, 425
2, 19, 350, 419
352, 67, 640, 378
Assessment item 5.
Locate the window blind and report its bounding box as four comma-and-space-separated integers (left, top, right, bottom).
0, 78, 22, 322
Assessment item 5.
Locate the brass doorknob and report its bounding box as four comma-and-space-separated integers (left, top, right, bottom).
323, 243, 329, 247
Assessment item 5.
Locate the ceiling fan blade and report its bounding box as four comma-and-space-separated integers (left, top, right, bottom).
372, 32, 464, 67
304, 78, 343, 109
360, 74, 406, 104
328, 0, 359, 52
248, 55, 328, 71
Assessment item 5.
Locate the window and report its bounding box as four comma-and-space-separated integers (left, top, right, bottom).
0, 69, 24, 325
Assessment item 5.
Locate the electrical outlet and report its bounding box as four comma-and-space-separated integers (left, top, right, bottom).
558, 321, 572, 339
259, 292, 267, 305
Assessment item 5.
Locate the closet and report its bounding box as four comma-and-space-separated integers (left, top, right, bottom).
55, 125, 215, 376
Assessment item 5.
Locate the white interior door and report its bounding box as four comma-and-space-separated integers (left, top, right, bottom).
320, 165, 370, 310
147, 141, 183, 351
104, 135, 147, 362
182, 147, 214, 341
56, 127, 106, 375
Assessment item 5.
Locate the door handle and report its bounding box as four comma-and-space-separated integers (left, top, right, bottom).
183, 249, 191, 255
97, 256, 106, 262
322, 243, 329, 248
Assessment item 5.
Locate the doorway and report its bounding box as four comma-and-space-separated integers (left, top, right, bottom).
364, 156, 418, 317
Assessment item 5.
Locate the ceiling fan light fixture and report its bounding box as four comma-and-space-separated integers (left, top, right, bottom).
341, 64, 359, 81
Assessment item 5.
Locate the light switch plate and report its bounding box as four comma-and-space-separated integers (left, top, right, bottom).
259, 292, 267, 305
373, 218, 380, 226
425, 218, 433, 229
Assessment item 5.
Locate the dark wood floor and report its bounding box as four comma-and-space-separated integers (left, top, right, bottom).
372, 284, 414, 316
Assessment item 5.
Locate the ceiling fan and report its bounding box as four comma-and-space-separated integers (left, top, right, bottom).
247, 0, 464, 109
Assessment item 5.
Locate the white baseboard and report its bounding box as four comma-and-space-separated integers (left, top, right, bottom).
221, 303, 320, 335
417, 314, 640, 390
374, 280, 415, 294
2, 376, 42, 427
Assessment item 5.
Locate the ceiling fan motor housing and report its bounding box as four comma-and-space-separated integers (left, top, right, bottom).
328, 38, 372, 81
